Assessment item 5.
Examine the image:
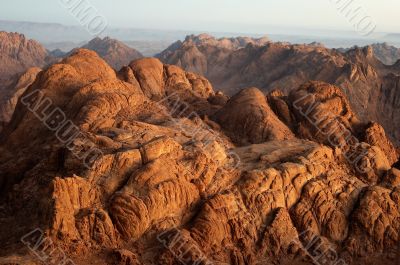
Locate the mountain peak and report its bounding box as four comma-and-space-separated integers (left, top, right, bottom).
81, 36, 143, 70
0, 31, 48, 83
182, 33, 270, 49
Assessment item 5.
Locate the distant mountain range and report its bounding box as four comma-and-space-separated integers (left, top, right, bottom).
158, 34, 400, 145
338, 43, 400, 65
0, 20, 188, 56
2, 20, 400, 56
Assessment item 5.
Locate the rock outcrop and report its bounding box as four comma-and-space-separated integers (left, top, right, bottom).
212, 87, 295, 144
288, 81, 361, 147
362, 122, 399, 165
0, 49, 399, 265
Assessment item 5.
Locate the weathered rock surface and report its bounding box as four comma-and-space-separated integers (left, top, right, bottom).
362, 122, 399, 165
0, 49, 399, 265
288, 81, 361, 147
212, 87, 295, 144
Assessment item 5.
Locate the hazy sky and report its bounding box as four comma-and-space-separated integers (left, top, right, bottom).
1, 0, 399, 33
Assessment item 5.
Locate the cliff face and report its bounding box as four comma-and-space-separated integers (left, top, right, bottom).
158, 35, 400, 146
0, 49, 399, 265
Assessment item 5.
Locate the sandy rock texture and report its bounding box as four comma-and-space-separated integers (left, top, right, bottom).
0, 49, 399, 265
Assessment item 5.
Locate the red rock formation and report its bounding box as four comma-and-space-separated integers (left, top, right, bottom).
362, 122, 399, 165
0, 49, 399, 265
212, 87, 295, 144
0, 31, 48, 83
288, 81, 361, 147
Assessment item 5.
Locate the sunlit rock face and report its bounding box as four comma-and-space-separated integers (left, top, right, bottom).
0, 49, 399, 265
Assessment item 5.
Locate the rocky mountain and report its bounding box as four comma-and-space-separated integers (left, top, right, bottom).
157, 34, 270, 74
370, 43, 400, 65
79, 37, 144, 70
0, 20, 197, 51
58, 37, 144, 70
179, 33, 270, 49
0, 32, 53, 132
0, 49, 399, 265
339, 43, 400, 65
158, 35, 400, 146
0, 31, 48, 83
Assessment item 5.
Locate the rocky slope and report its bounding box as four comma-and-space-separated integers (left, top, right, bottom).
0, 31, 48, 83
80, 37, 144, 69
0, 67, 41, 132
371, 43, 400, 65
0, 49, 399, 265
0, 32, 52, 132
158, 35, 400, 146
